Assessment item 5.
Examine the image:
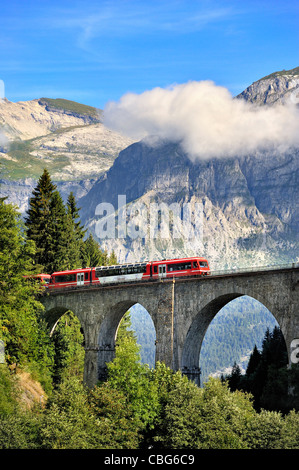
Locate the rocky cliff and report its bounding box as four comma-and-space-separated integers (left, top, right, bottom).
236, 66, 299, 105
79, 138, 298, 269
0, 96, 134, 207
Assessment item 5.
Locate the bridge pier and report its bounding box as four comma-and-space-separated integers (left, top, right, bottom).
181, 366, 201, 386
83, 346, 100, 388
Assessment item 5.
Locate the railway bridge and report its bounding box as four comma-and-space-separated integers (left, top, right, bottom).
41, 264, 299, 387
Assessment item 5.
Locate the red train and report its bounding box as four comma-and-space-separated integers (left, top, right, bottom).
47, 257, 210, 290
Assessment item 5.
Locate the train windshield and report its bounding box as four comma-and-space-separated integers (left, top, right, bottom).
199, 261, 208, 267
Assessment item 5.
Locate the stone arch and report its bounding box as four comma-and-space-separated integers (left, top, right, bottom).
97, 299, 157, 381
43, 306, 82, 336
42, 305, 87, 383
181, 291, 287, 385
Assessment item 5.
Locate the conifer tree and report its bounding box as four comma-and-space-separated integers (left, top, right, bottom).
246, 345, 261, 377
26, 171, 83, 273
0, 198, 54, 377
25, 169, 56, 272
66, 192, 86, 266
66, 192, 86, 242
82, 233, 109, 267
47, 191, 81, 272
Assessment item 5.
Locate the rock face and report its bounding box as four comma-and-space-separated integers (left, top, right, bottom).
0, 97, 134, 206
0, 98, 99, 142
236, 66, 299, 105
79, 139, 298, 269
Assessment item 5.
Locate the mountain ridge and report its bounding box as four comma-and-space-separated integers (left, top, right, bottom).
236, 65, 299, 105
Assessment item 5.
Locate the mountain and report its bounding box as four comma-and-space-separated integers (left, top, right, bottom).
74, 66, 298, 270
236, 66, 299, 105
79, 139, 298, 270
0, 97, 134, 209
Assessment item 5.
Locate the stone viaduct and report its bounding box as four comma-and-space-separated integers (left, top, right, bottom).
41, 265, 299, 387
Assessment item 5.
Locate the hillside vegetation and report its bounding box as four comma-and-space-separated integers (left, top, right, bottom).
38, 98, 102, 120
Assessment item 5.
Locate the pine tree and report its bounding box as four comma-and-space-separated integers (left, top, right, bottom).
25, 169, 57, 272
82, 233, 107, 267
246, 345, 261, 377
227, 362, 242, 391
0, 199, 54, 379
47, 191, 81, 272
66, 192, 86, 242
26, 171, 84, 273
109, 249, 117, 265
66, 192, 87, 267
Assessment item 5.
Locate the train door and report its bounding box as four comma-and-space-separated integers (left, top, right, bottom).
158, 264, 167, 278
77, 272, 84, 286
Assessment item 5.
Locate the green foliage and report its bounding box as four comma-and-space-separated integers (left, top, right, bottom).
25, 169, 57, 272
82, 233, 112, 267
51, 311, 85, 385
152, 377, 256, 449
0, 412, 42, 449
87, 382, 141, 449
39, 377, 98, 449
25, 170, 80, 272
0, 366, 20, 417
38, 97, 101, 119
199, 296, 278, 384
0, 198, 54, 387
224, 326, 297, 413
39, 377, 140, 449
107, 312, 160, 431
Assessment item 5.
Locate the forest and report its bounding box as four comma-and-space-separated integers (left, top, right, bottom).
0, 169, 299, 450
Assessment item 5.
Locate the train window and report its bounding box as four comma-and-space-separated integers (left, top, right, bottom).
96, 263, 147, 277
168, 262, 191, 271
199, 262, 208, 267
154, 266, 158, 274
193, 261, 199, 268
85, 272, 89, 280
56, 274, 76, 283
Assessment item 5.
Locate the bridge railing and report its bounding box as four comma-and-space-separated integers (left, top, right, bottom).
208, 262, 299, 277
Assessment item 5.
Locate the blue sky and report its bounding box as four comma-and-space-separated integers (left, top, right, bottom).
1, 0, 298, 109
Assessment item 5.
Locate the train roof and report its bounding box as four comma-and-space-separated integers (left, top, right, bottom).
51, 267, 92, 275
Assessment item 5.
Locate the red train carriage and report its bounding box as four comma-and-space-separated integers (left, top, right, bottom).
24, 273, 51, 284
48, 268, 93, 289
148, 257, 209, 280
48, 257, 210, 289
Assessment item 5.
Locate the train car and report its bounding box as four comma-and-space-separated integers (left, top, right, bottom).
93, 257, 209, 285
149, 257, 210, 279
24, 273, 51, 284
39, 274, 51, 285
94, 262, 148, 285
48, 268, 93, 290
48, 257, 210, 289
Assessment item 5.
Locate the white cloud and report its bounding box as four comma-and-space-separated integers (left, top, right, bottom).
103, 80, 299, 160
